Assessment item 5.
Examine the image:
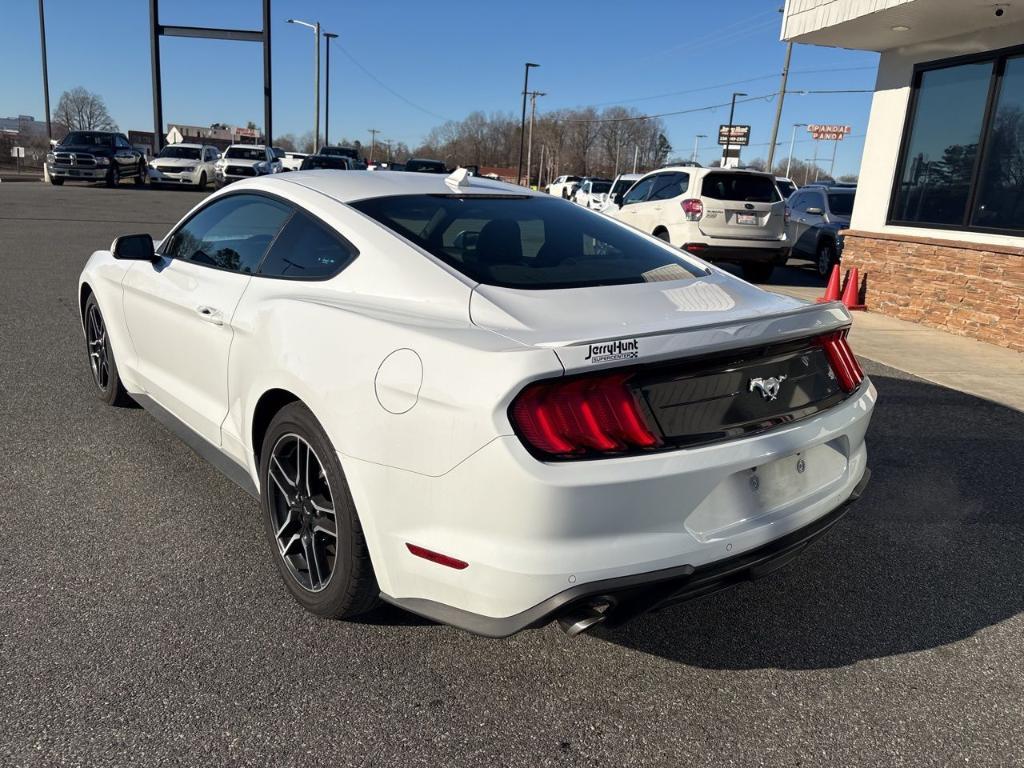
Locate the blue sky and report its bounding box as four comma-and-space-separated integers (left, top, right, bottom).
0, 0, 879, 175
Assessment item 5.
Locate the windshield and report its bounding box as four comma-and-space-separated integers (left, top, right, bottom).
61, 132, 113, 147
611, 178, 638, 195
590, 182, 612, 194
225, 147, 265, 160
158, 146, 202, 160
827, 192, 855, 216
350, 194, 705, 290
701, 173, 780, 203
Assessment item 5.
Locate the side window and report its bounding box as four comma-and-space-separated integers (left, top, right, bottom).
259, 210, 358, 279
649, 172, 690, 201
163, 194, 292, 274
789, 192, 806, 212
622, 176, 655, 205
808, 192, 826, 212
115, 135, 129, 149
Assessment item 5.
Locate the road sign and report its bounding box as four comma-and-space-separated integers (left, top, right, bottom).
808, 124, 852, 141
165, 126, 183, 145
718, 125, 750, 146
10, 146, 24, 158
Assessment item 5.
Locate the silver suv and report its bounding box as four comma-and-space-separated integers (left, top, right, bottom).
606, 166, 789, 282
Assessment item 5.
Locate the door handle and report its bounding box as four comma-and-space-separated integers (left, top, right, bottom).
196, 305, 224, 325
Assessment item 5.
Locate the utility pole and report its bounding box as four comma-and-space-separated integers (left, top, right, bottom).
829, 138, 839, 179
287, 19, 321, 150
368, 128, 380, 164
538, 143, 546, 189
722, 91, 747, 166
692, 133, 706, 165
633, 145, 639, 173
524, 90, 545, 188
323, 32, 338, 147
765, 41, 793, 172
37, 0, 52, 140
786, 123, 807, 179
811, 140, 820, 181
516, 62, 539, 185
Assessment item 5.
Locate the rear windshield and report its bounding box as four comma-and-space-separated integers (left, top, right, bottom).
611, 178, 638, 195
406, 159, 447, 173
590, 182, 612, 194
158, 146, 201, 160
701, 172, 780, 203
301, 156, 347, 170
827, 192, 855, 216
225, 147, 265, 160
350, 194, 706, 290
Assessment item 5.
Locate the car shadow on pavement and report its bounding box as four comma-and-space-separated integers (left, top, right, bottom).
594, 366, 1024, 669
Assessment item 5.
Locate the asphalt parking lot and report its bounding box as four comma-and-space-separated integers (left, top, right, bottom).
2, 183, 1022, 767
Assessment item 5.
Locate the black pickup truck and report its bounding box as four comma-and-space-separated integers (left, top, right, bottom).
47, 131, 147, 187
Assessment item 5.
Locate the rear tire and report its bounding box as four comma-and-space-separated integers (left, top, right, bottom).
742, 262, 775, 283
83, 294, 132, 407
260, 402, 379, 619
816, 240, 837, 279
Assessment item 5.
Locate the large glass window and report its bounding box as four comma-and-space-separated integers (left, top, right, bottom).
972, 56, 1024, 230
890, 48, 1024, 234
351, 194, 705, 289
890, 62, 992, 227
259, 211, 358, 279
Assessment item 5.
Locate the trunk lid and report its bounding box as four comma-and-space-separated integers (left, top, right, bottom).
470, 271, 852, 371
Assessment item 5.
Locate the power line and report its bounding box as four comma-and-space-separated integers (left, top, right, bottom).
337, 46, 453, 122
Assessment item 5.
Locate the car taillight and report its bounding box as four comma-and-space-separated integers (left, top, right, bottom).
817, 330, 864, 392
510, 371, 661, 459
681, 198, 703, 221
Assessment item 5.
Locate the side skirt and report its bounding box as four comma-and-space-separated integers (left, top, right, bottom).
133, 393, 259, 499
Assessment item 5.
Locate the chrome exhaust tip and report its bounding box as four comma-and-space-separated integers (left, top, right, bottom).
557, 601, 612, 636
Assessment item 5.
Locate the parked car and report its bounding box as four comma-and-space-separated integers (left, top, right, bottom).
573, 178, 614, 210
215, 144, 282, 185
602, 173, 643, 210
148, 143, 220, 189
787, 186, 856, 278
775, 176, 797, 198
546, 175, 581, 198
404, 158, 448, 173
605, 166, 789, 282
280, 152, 309, 172
300, 154, 355, 170
46, 131, 147, 187
319, 145, 360, 161
77, 169, 873, 637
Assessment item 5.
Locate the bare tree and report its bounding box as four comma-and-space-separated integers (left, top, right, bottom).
54, 87, 118, 132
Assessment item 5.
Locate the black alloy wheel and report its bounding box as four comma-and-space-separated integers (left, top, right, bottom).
260, 402, 378, 618
83, 295, 131, 406
817, 241, 837, 279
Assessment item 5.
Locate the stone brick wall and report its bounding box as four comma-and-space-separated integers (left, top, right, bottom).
840, 230, 1024, 353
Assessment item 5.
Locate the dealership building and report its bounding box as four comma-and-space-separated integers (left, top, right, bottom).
784, 0, 1024, 352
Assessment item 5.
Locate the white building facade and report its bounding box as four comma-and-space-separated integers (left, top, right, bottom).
784, 0, 1024, 351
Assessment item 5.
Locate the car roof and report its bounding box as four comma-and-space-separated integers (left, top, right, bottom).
227, 168, 539, 203
226, 143, 267, 149
166, 143, 204, 149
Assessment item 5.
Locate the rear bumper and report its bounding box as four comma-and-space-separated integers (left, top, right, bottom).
383, 468, 870, 637
683, 243, 790, 264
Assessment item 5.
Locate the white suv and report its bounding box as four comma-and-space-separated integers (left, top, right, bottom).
215, 144, 283, 185
148, 143, 220, 189
606, 166, 789, 282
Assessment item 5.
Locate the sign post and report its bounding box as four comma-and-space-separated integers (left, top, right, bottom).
11, 146, 24, 174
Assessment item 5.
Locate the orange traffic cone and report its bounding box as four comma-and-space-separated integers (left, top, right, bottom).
841, 267, 866, 311
817, 264, 841, 303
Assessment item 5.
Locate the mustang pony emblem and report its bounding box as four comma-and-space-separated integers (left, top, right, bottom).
749, 375, 787, 401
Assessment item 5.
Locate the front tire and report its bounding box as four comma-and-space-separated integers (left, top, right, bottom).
50, 176, 64, 186
742, 262, 775, 283
83, 294, 132, 406
197, 171, 207, 190
134, 162, 147, 186
106, 165, 120, 187
260, 402, 379, 619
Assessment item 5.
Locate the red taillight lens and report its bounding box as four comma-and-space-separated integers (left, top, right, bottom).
817, 330, 864, 392
681, 198, 704, 221
510, 371, 661, 459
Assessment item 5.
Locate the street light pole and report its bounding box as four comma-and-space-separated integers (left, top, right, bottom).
516, 62, 539, 185
323, 32, 338, 147
721, 91, 747, 166
525, 90, 545, 188
692, 133, 706, 165
287, 19, 321, 151
786, 123, 807, 179
37, 0, 52, 141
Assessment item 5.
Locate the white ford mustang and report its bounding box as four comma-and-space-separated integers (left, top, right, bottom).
78, 169, 875, 637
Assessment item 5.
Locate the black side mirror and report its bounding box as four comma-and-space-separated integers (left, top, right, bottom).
614, 192, 625, 206
112, 233, 155, 260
